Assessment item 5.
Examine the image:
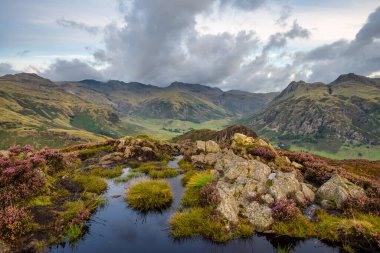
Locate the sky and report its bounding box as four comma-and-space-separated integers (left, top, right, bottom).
1, 0, 380, 92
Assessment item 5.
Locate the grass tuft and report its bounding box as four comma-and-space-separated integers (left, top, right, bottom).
125, 180, 173, 211
73, 175, 107, 194
170, 207, 231, 243
90, 165, 123, 178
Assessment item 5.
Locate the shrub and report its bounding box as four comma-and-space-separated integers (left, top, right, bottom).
199, 183, 220, 207
287, 151, 316, 164
0, 145, 46, 207
270, 199, 301, 221
248, 146, 276, 160
125, 180, 173, 211
342, 196, 380, 216
39, 148, 79, 174
0, 206, 32, 241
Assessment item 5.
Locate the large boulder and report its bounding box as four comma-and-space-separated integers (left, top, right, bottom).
216, 181, 240, 224
268, 172, 301, 200
205, 140, 221, 153
214, 152, 272, 226
231, 133, 256, 146
195, 140, 206, 152
316, 174, 366, 209
243, 201, 273, 231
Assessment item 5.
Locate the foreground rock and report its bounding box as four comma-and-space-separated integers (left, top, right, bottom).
316, 174, 366, 209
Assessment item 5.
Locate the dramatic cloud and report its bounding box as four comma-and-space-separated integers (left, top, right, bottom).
298, 6, 380, 83
56, 18, 100, 35
3, 0, 379, 92
43, 59, 103, 81
0, 63, 17, 76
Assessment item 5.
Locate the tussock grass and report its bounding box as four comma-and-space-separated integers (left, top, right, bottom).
114, 172, 144, 183
149, 168, 179, 178
272, 209, 380, 249
182, 171, 213, 207
170, 207, 231, 243
125, 180, 173, 211
181, 170, 196, 186
90, 165, 123, 178
65, 224, 85, 243
73, 175, 107, 194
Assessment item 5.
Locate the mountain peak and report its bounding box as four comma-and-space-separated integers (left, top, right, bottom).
168, 81, 223, 93
1, 72, 53, 85
331, 73, 374, 85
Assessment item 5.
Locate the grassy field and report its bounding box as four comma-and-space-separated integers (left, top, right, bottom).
122, 117, 233, 140
289, 143, 380, 161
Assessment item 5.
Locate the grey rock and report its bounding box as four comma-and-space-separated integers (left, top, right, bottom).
316, 174, 366, 209
243, 201, 274, 231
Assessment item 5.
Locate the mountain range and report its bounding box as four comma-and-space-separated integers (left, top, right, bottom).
0, 73, 275, 149
0, 72, 379, 159
243, 73, 380, 159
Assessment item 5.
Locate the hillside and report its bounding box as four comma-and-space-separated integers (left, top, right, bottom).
59, 80, 276, 122
244, 73, 380, 160
0, 73, 143, 149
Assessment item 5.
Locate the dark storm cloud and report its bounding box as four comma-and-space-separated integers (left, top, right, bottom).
43, 59, 103, 81
0, 63, 17, 76
264, 21, 310, 53
56, 18, 100, 35
298, 6, 380, 83
100, 0, 262, 85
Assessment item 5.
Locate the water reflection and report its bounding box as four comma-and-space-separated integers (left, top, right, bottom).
50, 156, 340, 253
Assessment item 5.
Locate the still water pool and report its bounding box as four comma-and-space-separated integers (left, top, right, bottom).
50, 156, 340, 253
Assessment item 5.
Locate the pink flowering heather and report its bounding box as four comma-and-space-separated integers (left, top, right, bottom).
270, 199, 301, 221
0, 206, 31, 241
248, 146, 276, 160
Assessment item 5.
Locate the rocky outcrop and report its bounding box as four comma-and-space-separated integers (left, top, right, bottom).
243, 202, 273, 231
212, 151, 274, 230
114, 136, 178, 162
316, 174, 366, 209
195, 140, 220, 153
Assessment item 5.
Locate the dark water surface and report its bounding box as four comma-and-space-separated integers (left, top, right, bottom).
50, 156, 340, 253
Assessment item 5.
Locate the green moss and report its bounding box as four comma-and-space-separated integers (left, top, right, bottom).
62, 201, 86, 222
73, 174, 107, 194
76, 145, 113, 159
125, 180, 173, 211
28, 196, 52, 206
170, 207, 232, 243
90, 165, 123, 178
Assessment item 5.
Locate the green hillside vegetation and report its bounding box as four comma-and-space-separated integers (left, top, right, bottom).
244, 73, 380, 160
0, 73, 141, 149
